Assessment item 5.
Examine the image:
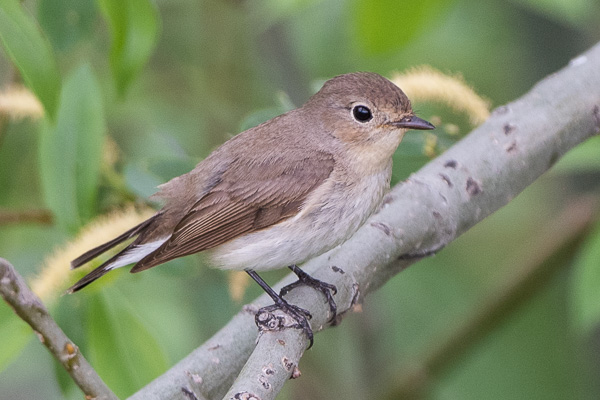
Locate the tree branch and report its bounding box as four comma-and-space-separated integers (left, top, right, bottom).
129, 42, 600, 400
0, 258, 118, 400
0, 208, 53, 226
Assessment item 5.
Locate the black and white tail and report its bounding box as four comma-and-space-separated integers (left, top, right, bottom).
67, 215, 166, 293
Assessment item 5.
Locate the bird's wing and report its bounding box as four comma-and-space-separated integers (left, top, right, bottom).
131, 151, 335, 272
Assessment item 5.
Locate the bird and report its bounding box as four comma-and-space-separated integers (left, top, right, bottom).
68, 72, 434, 342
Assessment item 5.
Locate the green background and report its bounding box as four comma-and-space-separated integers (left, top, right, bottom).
1, 0, 600, 398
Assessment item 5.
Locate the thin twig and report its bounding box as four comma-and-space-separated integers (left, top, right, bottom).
0, 208, 53, 226
0, 258, 118, 400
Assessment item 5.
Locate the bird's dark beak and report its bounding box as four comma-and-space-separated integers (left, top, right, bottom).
389, 115, 435, 130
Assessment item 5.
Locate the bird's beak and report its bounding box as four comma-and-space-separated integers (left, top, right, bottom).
389, 115, 435, 130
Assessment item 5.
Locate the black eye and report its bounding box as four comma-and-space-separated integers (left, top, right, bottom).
352, 105, 372, 122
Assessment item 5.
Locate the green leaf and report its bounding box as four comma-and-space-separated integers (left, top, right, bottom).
259, 0, 323, 24
123, 157, 197, 199
38, 0, 98, 52
86, 290, 169, 398
39, 63, 106, 233
98, 0, 160, 95
147, 158, 197, 182
510, 0, 597, 28
238, 107, 285, 132
238, 91, 295, 132
0, 306, 32, 372
553, 136, 600, 173
0, 0, 61, 119
571, 219, 600, 336
123, 162, 164, 199
352, 0, 454, 54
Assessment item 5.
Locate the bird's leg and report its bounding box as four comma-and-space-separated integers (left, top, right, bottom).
280, 265, 338, 323
245, 269, 314, 347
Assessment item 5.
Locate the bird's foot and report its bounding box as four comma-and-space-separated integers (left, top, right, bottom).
255, 296, 314, 347
281, 265, 338, 323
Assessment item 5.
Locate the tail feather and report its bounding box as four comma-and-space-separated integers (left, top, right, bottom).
67, 237, 168, 293
67, 214, 160, 293
67, 261, 114, 293
71, 215, 157, 269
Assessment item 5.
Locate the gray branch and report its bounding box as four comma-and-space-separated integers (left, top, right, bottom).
0, 258, 118, 400
129, 43, 600, 400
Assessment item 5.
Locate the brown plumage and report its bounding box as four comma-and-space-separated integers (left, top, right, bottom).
132, 152, 335, 272
68, 72, 434, 293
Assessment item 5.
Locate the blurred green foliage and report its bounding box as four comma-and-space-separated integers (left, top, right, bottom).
1, 0, 599, 399
0, 0, 61, 119
39, 63, 105, 232
98, 0, 160, 95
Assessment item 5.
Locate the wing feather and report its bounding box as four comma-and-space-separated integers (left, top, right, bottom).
131, 152, 335, 272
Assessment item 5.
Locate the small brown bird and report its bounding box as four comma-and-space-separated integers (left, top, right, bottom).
68, 72, 434, 341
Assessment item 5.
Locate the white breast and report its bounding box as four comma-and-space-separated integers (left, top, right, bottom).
208, 165, 392, 271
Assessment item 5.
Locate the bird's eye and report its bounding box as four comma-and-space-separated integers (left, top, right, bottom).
352, 105, 373, 123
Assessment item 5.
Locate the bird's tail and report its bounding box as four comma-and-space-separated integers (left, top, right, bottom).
71, 216, 157, 269
67, 262, 114, 293
67, 215, 158, 293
